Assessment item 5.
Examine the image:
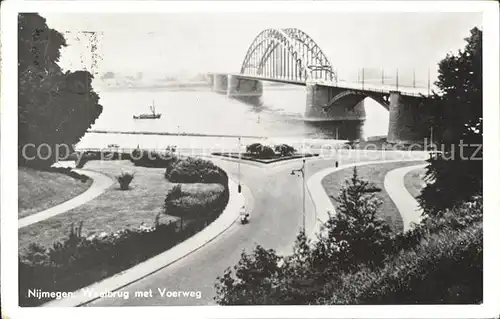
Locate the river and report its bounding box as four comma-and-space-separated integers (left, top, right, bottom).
76, 84, 390, 152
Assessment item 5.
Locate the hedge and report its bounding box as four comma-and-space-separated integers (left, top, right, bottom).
130, 149, 178, 168
166, 157, 228, 185
165, 183, 229, 220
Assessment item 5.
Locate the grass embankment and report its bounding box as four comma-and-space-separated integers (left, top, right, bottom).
321, 161, 424, 232
403, 167, 428, 199
340, 137, 426, 151
18, 160, 221, 252
18, 167, 93, 219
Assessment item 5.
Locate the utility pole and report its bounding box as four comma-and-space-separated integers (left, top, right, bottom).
382, 68, 384, 85
238, 137, 242, 193
396, 68, 399, 91
413, 69, 416, 88
427, 68, 431, 95
361, 68, 365, 90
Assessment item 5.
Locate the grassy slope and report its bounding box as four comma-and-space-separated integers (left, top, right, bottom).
403, 167, 427, 199
18, 167, 93, 219
321, 161, 424, 233
18, 160, 223, 252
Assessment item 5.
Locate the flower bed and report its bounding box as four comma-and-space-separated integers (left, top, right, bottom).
212, 152, 318, 164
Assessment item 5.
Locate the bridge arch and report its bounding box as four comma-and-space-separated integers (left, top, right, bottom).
240, 28, 337, 83
322, 90, 391, 113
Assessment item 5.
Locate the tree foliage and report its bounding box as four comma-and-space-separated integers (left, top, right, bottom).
18, 13, 103, 168
418, 27, 483, 214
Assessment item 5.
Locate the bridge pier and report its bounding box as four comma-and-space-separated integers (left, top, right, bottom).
305, 84, 366, 121
227, 75, 263, 99
387, 91, 424, 143
212, 74, 229, 94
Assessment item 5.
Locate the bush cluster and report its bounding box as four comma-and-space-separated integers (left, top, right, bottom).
246, 143, 298, 159
245, 143, 276, 159
164, 183, 229, 220
116, 172, 135, 190
130, 148, 178, 168
166, 157, 228, 185
274, 144, 296, 157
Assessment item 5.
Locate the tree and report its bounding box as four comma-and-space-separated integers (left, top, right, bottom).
418, 27, 482, 214
214, 245, 285, 305
313, 167, 393, 273
18, 13, 103, 168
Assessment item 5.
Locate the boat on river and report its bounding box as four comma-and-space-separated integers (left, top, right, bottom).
133, 101, 162, 119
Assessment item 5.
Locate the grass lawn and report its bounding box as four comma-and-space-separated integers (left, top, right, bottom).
18, 160, 223, 253
18, 167, 93, 219
404, 167, 428, 199
321, 161, 424, 233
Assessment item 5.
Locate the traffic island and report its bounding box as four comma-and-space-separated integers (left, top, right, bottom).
211, 152, 318, 164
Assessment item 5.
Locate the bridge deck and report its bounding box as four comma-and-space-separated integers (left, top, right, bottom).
215, 73, 430, 97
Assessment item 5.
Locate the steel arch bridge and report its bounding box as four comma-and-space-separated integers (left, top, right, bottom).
240, 28, 337, 83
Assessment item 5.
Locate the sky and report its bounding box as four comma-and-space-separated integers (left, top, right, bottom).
41, 12, 482, 82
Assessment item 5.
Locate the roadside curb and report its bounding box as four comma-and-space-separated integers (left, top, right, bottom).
18, 169, 114, 229
43, 176, 245, 307
384, 164, 427, 231
306, 157, 429, 244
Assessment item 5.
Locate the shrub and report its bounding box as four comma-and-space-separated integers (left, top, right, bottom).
164, 183, 228, 220
116, 172, 135, 190
256, 145, 276, 159
167, 157, 228, 184
246, 143, 263, 154
130, 148, 178, 168
274, 144, 296, 157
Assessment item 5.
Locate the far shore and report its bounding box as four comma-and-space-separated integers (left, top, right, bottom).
88, 130, 266, 139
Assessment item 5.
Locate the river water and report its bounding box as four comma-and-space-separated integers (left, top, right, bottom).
77, 84, 390, 152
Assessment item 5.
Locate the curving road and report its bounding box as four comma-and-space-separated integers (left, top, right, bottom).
84, 155, 426, 306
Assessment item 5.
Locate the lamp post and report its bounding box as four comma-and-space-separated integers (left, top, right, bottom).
238, 137, 242, 193
291, 158, 306, 232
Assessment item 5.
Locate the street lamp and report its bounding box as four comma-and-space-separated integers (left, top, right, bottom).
238, 137, 242, 193
291, 158, 306, 232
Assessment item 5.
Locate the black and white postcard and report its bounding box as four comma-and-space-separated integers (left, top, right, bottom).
1, 1, 499, 319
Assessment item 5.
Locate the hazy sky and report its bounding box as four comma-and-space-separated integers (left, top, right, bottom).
42, 12, 482, 81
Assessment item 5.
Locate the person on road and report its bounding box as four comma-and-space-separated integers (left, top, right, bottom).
240, 205, 249, 222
